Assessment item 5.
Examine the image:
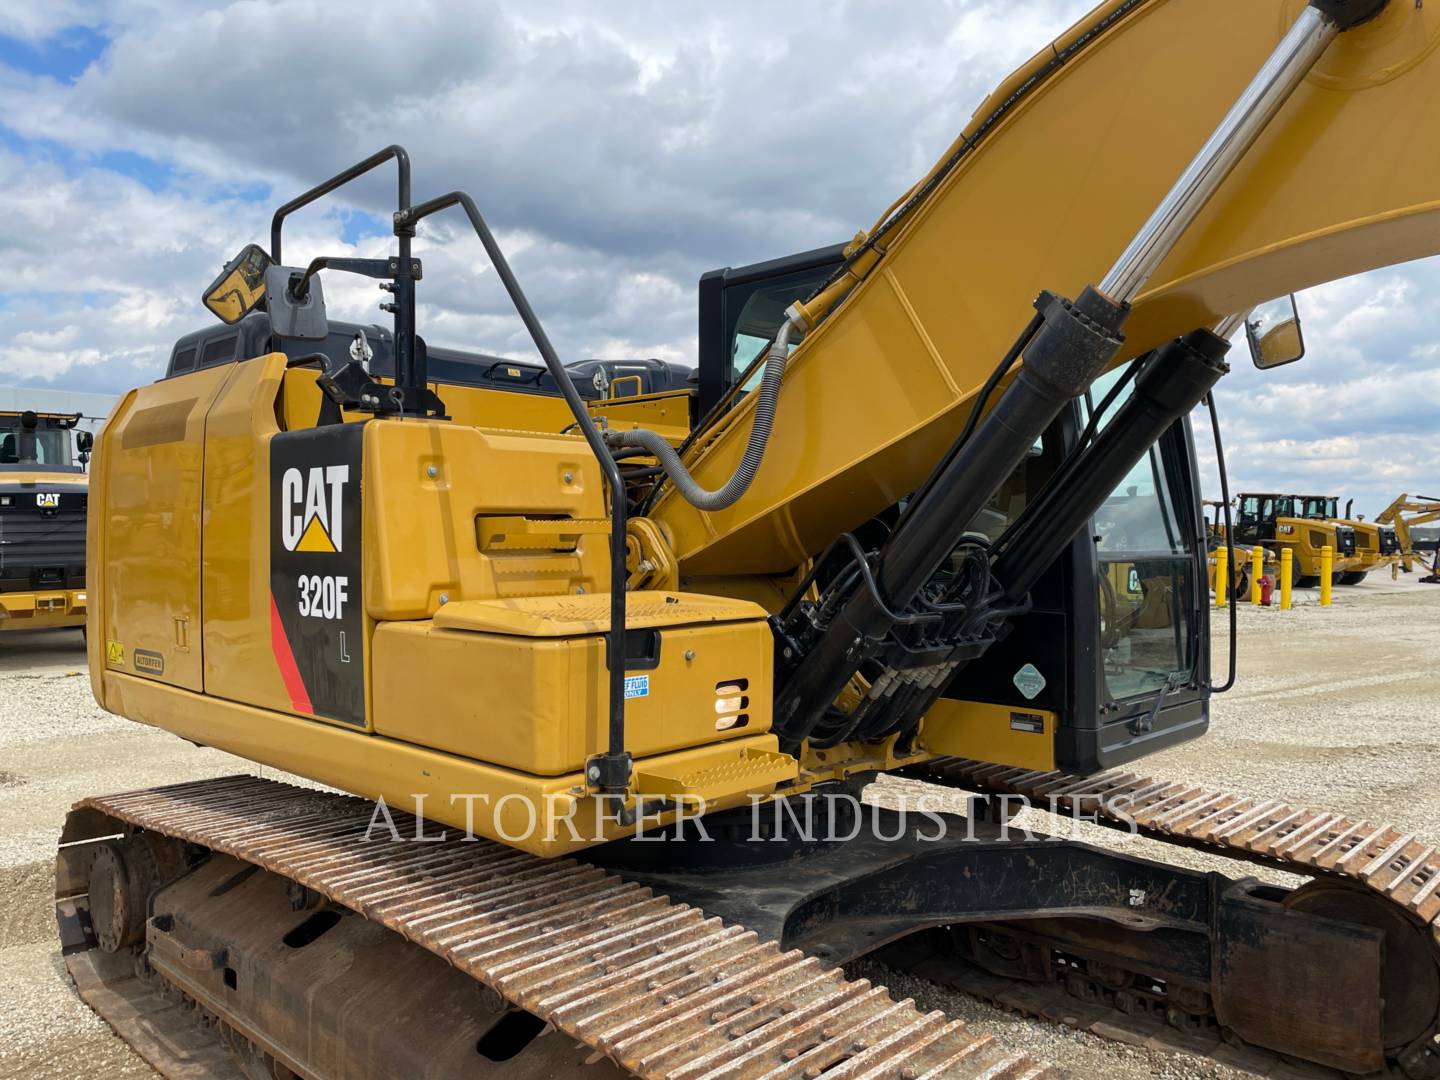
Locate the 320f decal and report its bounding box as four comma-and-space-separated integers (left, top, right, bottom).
269, 424, 365, 726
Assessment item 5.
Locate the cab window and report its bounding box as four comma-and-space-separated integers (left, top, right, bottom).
1082, 370, 1200, 702
728, 281, 817, 391
0, 422, 73, 466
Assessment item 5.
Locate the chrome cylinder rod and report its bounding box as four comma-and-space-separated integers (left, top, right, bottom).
1100, 4, 1338, 304
1214, 310, 1250, 339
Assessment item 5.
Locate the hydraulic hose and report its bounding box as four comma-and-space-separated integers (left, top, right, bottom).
607, 309, 802, 511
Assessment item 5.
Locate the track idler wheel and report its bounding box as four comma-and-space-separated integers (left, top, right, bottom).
1283, 880, 1440, 1070
85, 833, 186, 954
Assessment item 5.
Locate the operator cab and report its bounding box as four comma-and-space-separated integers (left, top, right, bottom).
695, 244, 846, 415
1299, 494, 1340, 520
0, 412, 87, 473
698, 248, 1210, 770
1235, 492, 1295, 543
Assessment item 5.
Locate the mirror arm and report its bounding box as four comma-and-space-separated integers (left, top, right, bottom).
291, 256, 413, 300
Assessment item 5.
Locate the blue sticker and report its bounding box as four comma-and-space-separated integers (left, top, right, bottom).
624, 674, 650, 699
1012, 663, 1046, 701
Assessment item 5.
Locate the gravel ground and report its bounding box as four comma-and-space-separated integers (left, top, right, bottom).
1, 573, 1437, 1078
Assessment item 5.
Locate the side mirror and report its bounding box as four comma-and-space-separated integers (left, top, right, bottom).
203, 244, 272, 324
1246, 294, 1305, 370
76, 430, 93, 453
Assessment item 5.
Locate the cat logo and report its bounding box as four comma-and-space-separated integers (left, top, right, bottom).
280, 465, 349, 554
35, 492, 60, 508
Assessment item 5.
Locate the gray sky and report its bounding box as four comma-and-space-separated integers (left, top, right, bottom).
0, 0, 1435, 518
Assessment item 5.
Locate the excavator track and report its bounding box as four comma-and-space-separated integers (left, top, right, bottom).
901, 757, 1440, 1078
55, 775, 1053, 1080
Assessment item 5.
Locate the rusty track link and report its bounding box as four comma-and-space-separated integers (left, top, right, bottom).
60, 775, 1053, 1080
912, 757, 1440, 933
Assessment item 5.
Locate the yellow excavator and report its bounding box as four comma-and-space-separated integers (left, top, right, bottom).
1378, 493, 1440, 579
59, 2, 1440, 1078
0, 410, 91, 633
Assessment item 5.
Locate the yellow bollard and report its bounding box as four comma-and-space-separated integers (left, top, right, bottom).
1280, 548, 1293, 609
1215, 545, 1229, 608
1320, 545, 1333, 606
1250, 545, 1264, 605
1393, 561, 1400, 581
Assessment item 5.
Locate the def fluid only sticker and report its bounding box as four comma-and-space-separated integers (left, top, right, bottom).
624, 675, 651, 699
1013, 663, 1046, 701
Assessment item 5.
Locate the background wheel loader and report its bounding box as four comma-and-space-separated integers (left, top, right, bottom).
0, 410, 92, 634
1232, 491, 1358, 588
1299, 493, 1401, 585
56, 2, 1440, 1078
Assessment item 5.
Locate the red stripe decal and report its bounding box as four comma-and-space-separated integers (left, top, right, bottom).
269, 593, 313, 715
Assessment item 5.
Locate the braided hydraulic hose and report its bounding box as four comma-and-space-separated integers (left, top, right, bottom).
607, 309, 802, 511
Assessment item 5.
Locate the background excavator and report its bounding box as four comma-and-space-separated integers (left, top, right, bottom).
57, 1, 1440, 1078
1379, 493, 1440, 581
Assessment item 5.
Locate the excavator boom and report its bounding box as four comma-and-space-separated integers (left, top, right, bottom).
653, 0, 1440, 578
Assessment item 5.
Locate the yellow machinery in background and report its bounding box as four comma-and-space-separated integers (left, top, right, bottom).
1232, 491, 1360, 587
1378, 493, 1440, 579
60, 3, 1440, 1078
0, 410, 91, 632
1204, 498, 1277, 601
1301, 493, 1400, 584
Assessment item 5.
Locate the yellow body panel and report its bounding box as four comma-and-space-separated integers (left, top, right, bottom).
200, 355, 295, 716
89, 355, 793, 851
653, 0, 1440, 578
373, 594, 772, 775
589, 389, 693, 447
1337, 518, 1395, 576
95, 369, 236, 690
362, 420, 607, 619
1274, 517, 1361, 577
919, 700, 1058, 773
281, 368, 577, 434
103, 669, 786, 857
280, 366, 693, 442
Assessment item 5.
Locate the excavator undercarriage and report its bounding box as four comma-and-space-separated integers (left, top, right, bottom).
59, 772, 1440, 1078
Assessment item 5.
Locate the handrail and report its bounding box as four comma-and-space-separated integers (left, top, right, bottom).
270, 145, 411, 265
396, 190, 632, 791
